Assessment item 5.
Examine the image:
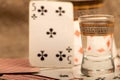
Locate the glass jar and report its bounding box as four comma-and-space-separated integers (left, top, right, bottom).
79, 15, 115, 76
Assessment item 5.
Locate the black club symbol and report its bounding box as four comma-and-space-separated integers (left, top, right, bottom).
37, 50, 48, 61
56, 7, 65, 16
96, 77, 105, 80
46, 28, 56, 38
56, 51, 66, 61
66, 46, 72, 53
31, 14, 37, 20
38, 6, 47, 15
113, 76, 120, 79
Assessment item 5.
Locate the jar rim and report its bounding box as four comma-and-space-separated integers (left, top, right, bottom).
79, 14, 114, 22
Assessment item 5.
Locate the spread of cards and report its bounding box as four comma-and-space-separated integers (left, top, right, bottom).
0, 0, 120, 80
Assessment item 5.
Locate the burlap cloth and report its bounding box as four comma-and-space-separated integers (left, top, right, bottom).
0, 0, 29, 58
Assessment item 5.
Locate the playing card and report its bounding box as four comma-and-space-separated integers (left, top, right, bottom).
86, 35, 116, 56
72, 65, 82, 78
82, 73, 115, 80
0, 59, 40, 74
29, 1, 74, 68
73, 69, 120, 80
114, 57, 120, 72
74, 21, 83, 66
1, 74, 56, 80
35, 68, 74, 80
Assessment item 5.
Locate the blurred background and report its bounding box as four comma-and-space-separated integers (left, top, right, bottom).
0, 0, 120, 58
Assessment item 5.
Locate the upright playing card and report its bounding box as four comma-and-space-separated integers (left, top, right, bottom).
29, 1, 74, 68
74, 21, 83, 66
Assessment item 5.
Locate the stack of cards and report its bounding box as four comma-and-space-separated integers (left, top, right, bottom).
1, 74, 57, 80
0, 59, 39, 74
0, 59, 58, 80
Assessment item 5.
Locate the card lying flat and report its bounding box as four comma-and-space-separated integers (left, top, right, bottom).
35, 68, 74, 80
29, 1, 74, 68
1, 74, 57, 80
0, 59, 40, 74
